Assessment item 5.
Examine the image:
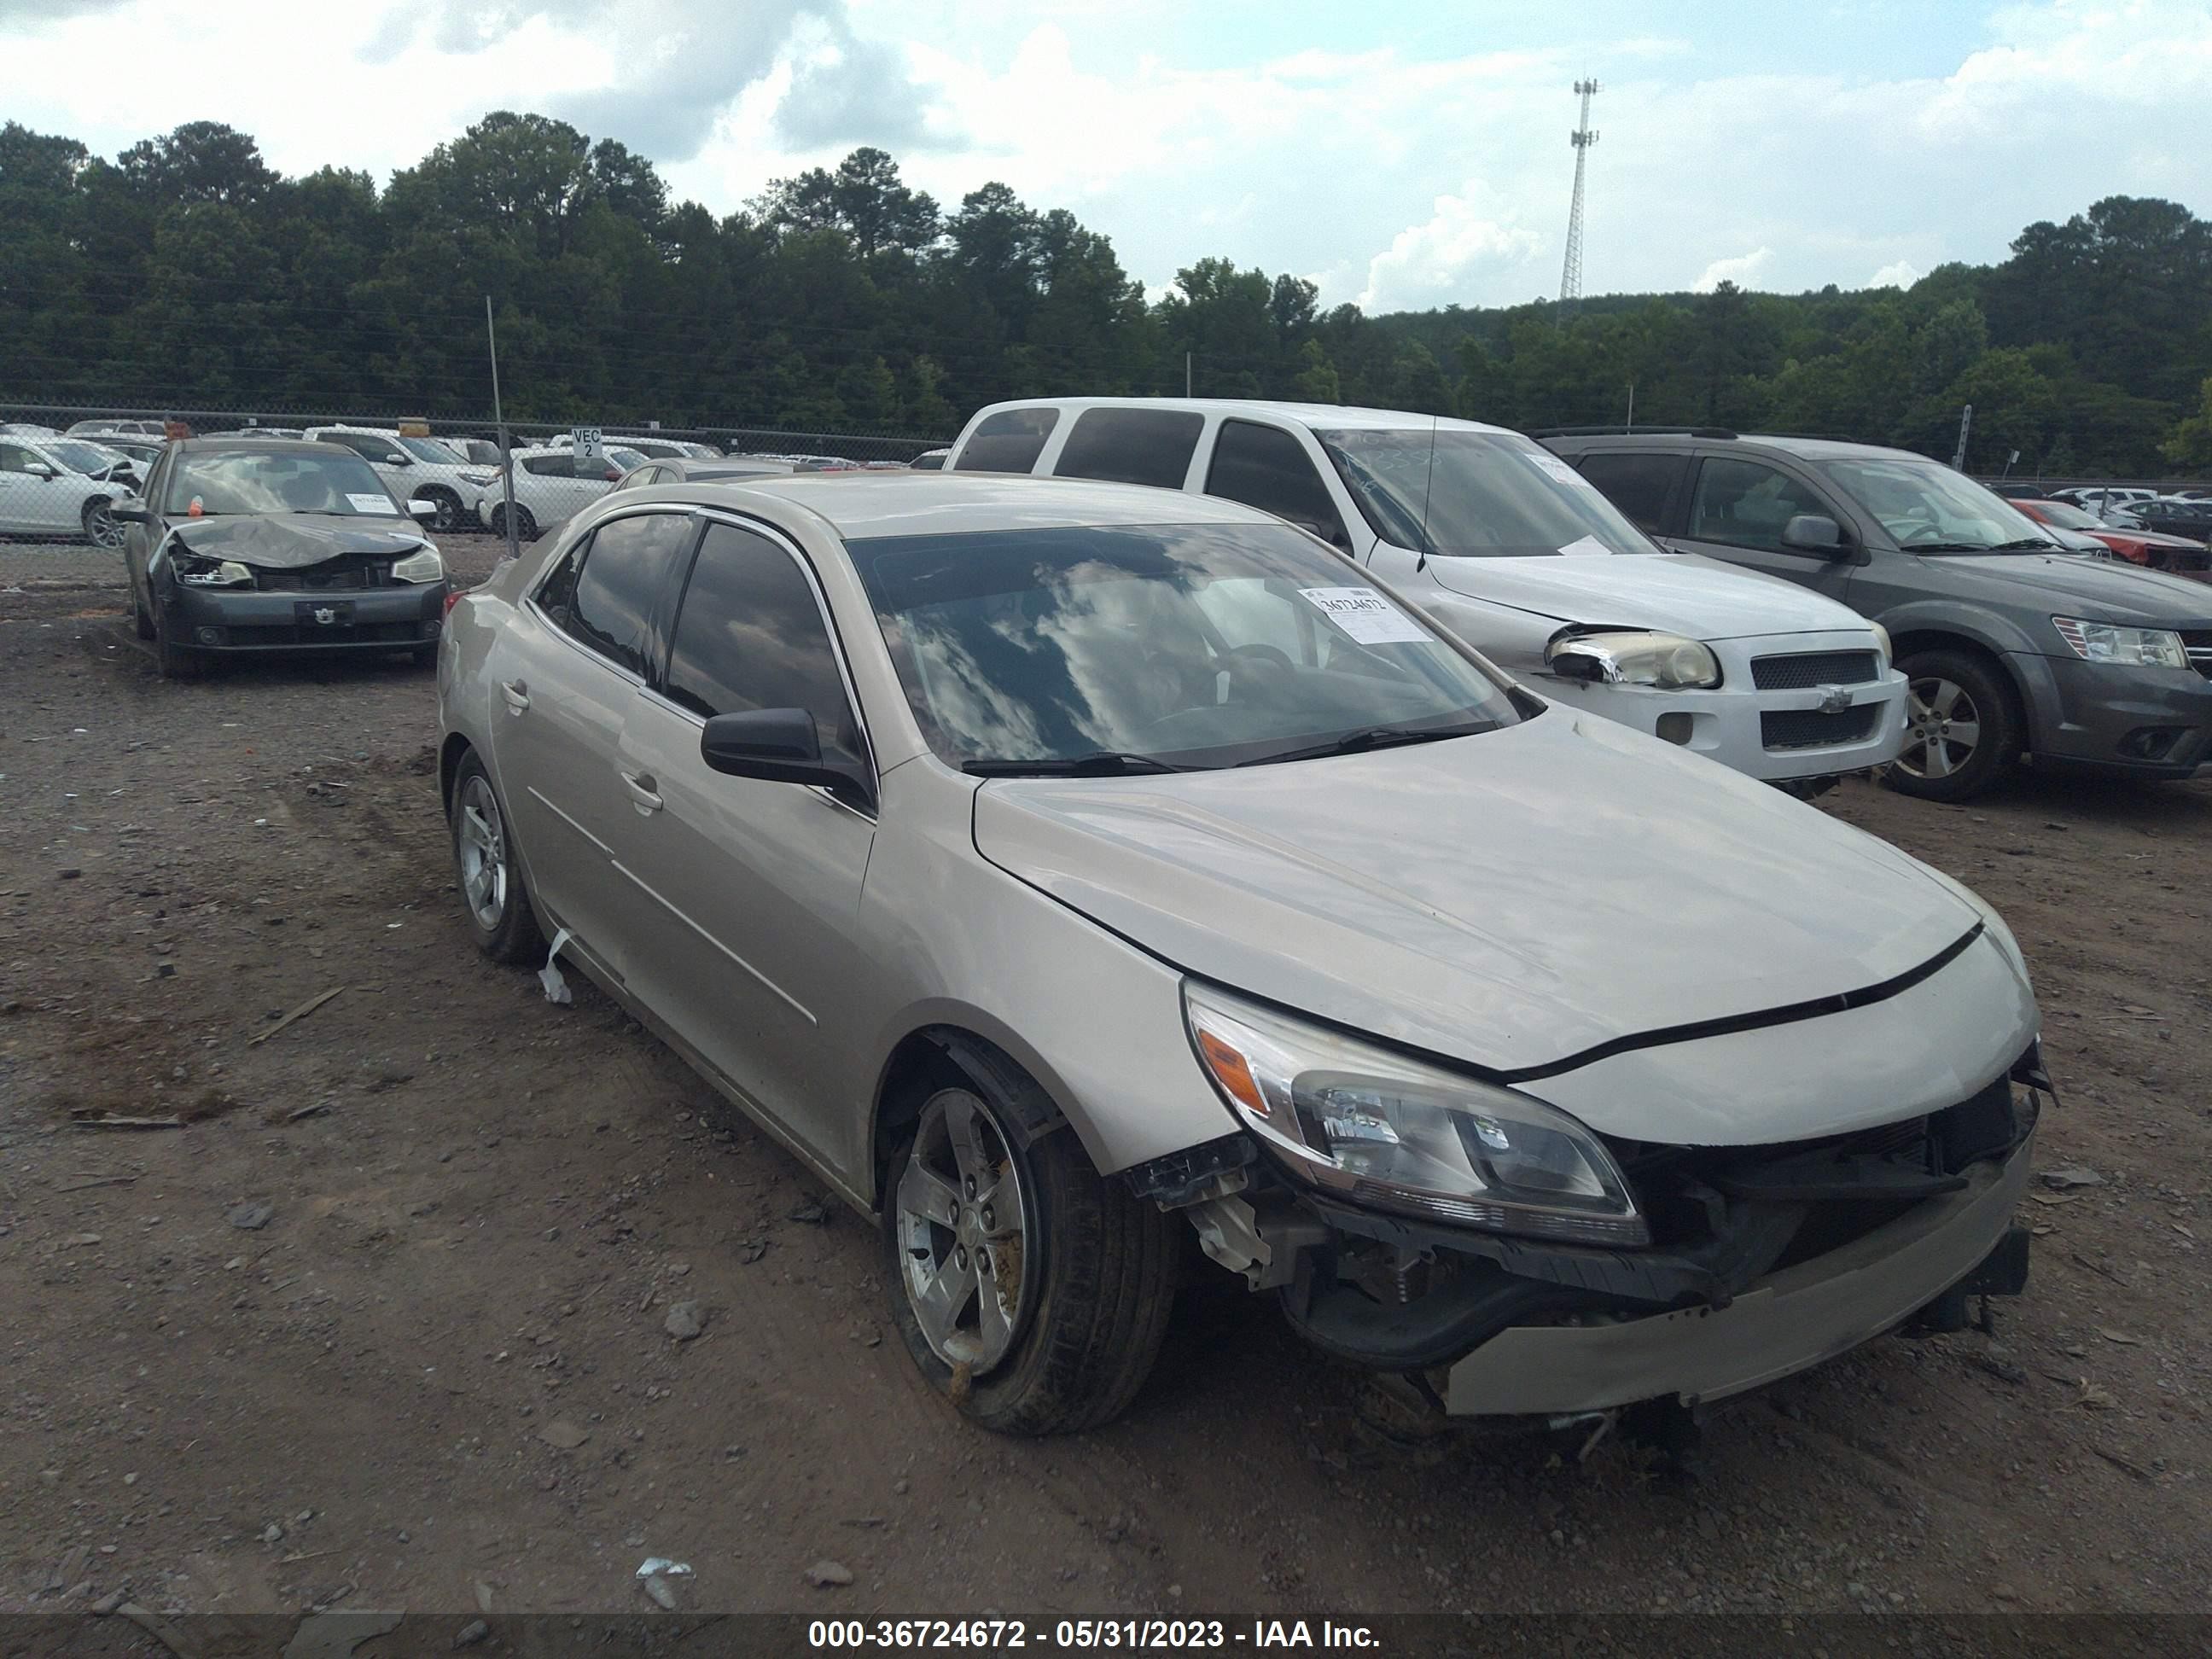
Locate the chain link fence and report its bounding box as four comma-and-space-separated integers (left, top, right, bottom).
0, 401, 952, 565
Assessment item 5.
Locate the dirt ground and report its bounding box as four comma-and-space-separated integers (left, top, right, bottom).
3, 536, 2208, 1629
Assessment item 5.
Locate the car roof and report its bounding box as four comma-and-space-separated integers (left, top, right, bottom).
660, 471, 1284, 540
173, 436, 341, 454
980, 395, 1517, 439
1557, 429, 1944, 464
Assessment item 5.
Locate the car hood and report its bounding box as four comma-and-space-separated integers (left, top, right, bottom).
1418, 547, 1858, 639
162, 515, 428, 568
972, 711, 1981, 1084
1925, 550, 2212, 623
2102, 527, 2210, 553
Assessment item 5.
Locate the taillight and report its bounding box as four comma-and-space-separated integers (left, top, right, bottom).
605, 469, 620, 481
444, 589, 465, 616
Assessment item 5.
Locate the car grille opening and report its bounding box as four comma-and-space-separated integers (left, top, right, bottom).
252, 556, 395, 592
1749, 650, 1880, 690
1761, 704, 1882, 750
2177, 631, 2212, 680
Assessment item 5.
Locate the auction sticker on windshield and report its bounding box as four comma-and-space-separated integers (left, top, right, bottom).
346, 493, 393, 514
1526, 451, 1600, 492
1299, 585, 1429, 644
1557, 534, 1610, 558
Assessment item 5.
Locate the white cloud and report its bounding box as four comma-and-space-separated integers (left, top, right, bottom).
1867, 259, 1923, 289
1358, 191, 1545, 311
1691, 248, 1774, 293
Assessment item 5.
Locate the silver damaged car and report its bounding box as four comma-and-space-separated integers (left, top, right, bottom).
437, 474, 2046, 1436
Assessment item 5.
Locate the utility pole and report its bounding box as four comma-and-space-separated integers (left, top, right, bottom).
486, 296, 519, 563
1625, 379, 1635, 431
1952, 403, 1974, 472
1185, 352, 1192, 398
1558, 79, 1599, 313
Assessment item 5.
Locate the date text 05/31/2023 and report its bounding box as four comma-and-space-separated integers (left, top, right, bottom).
806, 1620, 1381, 1650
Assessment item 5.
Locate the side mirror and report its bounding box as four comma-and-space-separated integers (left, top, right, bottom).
26, 463, 57, 480
384, 453, 410, 467
407, 498, 439, 521
700, 708, 872, 808
112, 501, 152, 523
1781, 513, 1847, 553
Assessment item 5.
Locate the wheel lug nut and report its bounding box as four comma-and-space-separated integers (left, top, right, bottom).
956, 1246, 969, 1270
981, 1207, 994, 1229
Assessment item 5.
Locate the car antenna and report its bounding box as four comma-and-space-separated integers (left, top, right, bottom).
1416, 414, 1438, 573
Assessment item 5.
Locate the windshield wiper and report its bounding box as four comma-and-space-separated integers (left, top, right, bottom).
962, 751, 1194, 777
1235, 723, 1486, 768
1988, 538, 2058, 551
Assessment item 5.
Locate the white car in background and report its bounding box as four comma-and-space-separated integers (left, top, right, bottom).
0, 434, 137, 545
946, 399, 1910, 793
304, 425, 499, 533
472, 444, 647, 540
549, 433, 722, 461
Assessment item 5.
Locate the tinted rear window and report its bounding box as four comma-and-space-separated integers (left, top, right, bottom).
1053, 408, 1204, 488
1572, 451, 1691, 534
954, 407, 1060, 474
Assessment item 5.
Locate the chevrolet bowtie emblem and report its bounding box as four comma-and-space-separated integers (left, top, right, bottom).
1815, 685, 1853, 714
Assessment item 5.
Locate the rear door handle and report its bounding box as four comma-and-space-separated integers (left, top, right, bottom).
621, 771, 663, 814
501, 678, 530, 713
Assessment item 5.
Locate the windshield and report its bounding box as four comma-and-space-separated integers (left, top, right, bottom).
1820, 457, 2052, 552
398, 435, 463, 464
165, 450, 399, 516
1314, 428, 1653, 558
853, 521, 1520, 771
50, 439, 125, 474
2029, 499, 2101, 530
606, 447, 647, 471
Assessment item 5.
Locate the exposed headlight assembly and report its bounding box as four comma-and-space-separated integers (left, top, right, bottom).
1545, 629, 1721, 690
175, 556, 252, 587
2052, 616, 2187, 670
390, 547, 445, 584
1184, 983, 1647, 1245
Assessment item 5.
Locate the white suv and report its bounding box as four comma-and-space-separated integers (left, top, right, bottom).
304, 427, 498, 533
470, 444, 647, 540
944, 399, 1909, 790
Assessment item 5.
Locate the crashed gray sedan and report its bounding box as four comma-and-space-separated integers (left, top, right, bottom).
437, 474, 2044, 1438
114, 436, 452, 678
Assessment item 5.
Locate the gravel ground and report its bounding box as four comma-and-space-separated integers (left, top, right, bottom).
2, 551, 2208, 1633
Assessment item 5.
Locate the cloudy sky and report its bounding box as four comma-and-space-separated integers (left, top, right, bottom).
5, 0, 2210, 311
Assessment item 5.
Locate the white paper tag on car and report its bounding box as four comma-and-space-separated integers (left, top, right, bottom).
1299, 586, 1429, 644
1557, 534, 1610, 557
1525, 451, 1599, 491
346, 493, 391, 514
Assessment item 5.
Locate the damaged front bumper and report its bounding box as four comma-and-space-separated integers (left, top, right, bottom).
1135, 1053, 2045, 1419
160, 579, 449, 653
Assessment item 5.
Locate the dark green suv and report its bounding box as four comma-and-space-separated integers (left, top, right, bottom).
1541, 429, 2212, 801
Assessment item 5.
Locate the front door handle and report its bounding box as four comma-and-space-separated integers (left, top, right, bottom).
501, 678, 530, 713
621, 771, 663, 814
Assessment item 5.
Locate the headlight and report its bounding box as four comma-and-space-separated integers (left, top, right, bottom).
1870, 621, 1891, 667
390, 547, 445, 584
176, 557, 252, 587
1183, 983, 1647, 1244
1545, 630, 1721, 690
2052, 616, 2186, 670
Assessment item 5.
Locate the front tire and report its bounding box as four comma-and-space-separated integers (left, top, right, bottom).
1885, 649, 2023, 803
451, 751, 544, 964
83, 498, 123, 549
153, 605, 202, 680
132, 585, 155, 640
883, 1081, 1179, 1436
421, 487, 461, 533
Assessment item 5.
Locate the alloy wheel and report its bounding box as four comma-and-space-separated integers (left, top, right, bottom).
456, 774, 509, 930
84, 502, 123, 549
1895, 675, 1981, 781
894, 1091, 1033, 1372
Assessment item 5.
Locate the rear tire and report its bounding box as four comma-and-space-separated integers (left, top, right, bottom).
132, 585, 155, 640
883, 1079, 1179, 1436
82, 498, 122, 549
1885, 649, 2022, 803
451, 750, 544, 964
491, 504, 538, 543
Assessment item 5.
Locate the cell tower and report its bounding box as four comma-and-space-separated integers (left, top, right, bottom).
1559, 79, 1599, 311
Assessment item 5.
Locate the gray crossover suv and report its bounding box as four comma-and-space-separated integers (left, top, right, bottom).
438, 472, 2042, 1436
1541, 429, 2212, 800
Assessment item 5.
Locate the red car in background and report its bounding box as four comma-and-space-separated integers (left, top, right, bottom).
2012, 498, 2212, 581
